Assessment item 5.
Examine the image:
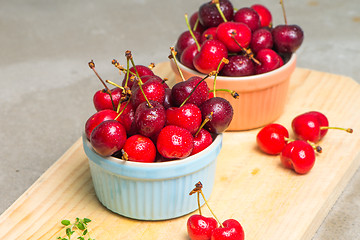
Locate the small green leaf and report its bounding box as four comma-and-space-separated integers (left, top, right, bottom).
77, 222, 85, 230
66, 228, 74, 238
77, 237, 84, 240
83, 218, 91, 223
61, 220, 71, 226
83, 229, 88, 235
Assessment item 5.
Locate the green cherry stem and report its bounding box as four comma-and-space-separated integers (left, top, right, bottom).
179, 71, 217, 107
209, 89, 239, 99
114, 98, 131, 120
213, 58, 229, 98
280, 0, 288, 25
169, 47, 186, 82
126, 50, 144, 85
230, 32, 261, 65
185, 14, 201, 51
284, 137, 322, 153
195, 112, 213, 137
320, 126, 353, 133
213, 0, 227, 23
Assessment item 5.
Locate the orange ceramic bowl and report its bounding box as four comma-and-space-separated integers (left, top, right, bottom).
170, 54, 296, 131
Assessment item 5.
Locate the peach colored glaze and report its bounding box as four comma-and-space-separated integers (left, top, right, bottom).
170, 54, 297, 131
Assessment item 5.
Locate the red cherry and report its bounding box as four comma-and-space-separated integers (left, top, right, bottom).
255, 48, 282, 74
193, 39, 228, 74
166, 103, 202, 135
187, 214, 218, 240
216, 22, 252, 52
156, 125, 194, 159
122, 134, 156, 163
251, 4, 272, 28
116, 101, 137, 136
211, 219, 245, 240
85, 109, 119, 140
134, 100, 166, 138
256, 123, 289, 155
191, 129, 213, 155
190, 11, 206, 33
90, 120, 127, 157
291, 113, 321, 143
198, 0, 234, 28
280, 140, 316, 174
93, 87, 122, 112
233, 7, 261, 32
201, 27, 218, 43
171, 76, 210, 107
220, 55, 255, 77
131, 78, 166, 109
122, 65, 154, 89
176, 30, 201, 57
181, 44, 200, 70
250, 27, 273, 54
272, 24, 304, 53
305, 111, 329, 138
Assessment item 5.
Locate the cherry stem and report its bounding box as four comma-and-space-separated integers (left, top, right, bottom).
115, 98, 131, 119
179, 71, 217, 107
280, 0, 288, 25
285, 137, 322, 153
169, 47, 186, 82
320, 126, 353, 134
195, 112, 213, 137
121, 149, 129, 161
213, 58, 229, 98
230, 33, 261, 65
210, 89, 239, 99
189, 182, 224, 228
148, 63, 155, 70
89, 60, 116, 111
197, 192, 202, 216
185, 14, 201, 51
112, 59, 136, 77
126, 50, 144, 85
213, 0, 227, 23
193, 17, 200, 32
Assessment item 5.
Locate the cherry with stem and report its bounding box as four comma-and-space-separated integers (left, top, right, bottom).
230, 32, 260, 65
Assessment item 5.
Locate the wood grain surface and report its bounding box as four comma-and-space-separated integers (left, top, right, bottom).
1, 62, 360, 240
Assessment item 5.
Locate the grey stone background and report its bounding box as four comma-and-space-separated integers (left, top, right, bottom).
0, 0, 359, 239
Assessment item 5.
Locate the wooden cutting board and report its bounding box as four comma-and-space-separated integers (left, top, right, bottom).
1, 62, 360, 240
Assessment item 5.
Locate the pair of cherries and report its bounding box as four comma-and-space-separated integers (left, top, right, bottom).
187, 182, 245, 240
256, 111, 353, 174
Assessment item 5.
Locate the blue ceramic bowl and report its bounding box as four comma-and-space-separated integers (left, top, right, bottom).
82, 133, 223, 220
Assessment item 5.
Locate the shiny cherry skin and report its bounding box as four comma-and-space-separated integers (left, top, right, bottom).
163, 88, 174, 109
131, 78, 166, 109
122, 134, 156, 163
176, 30, 201, 57
216, 22, 252, 52
181, 44, 200, 70
220, 55, 255, 77
201, 27, 218, 43
211, 219, 245, 240
190, 11, 206, 33
85, 109, 119, 140
187, 214, 218, 240
305, 111, 329, 139
251, 4, 272, 28
193, 39, 228, 74
233, 7, 261, 32
134, 100, 166, 138
255, 48, 282, 74
191, 129, 213, 156
122, 65, 154, 89
272, 24, 304, 53
93, 87, 122, 112
200, 97, 234, 134
280, 140, 316, 174
250, 27, 273, 54
90, 120, 127, 157
291, 113, 321, 143
116, 101, 137, 136
156, 125, 194, 159
256, 123, 289, 155
198, 0, 234, 28
166, 103, 202, 135
171, 76, 210, 107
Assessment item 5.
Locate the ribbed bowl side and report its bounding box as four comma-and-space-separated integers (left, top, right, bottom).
88, 158, 217, 220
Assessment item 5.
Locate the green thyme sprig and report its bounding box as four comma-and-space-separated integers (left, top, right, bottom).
57, 217, 94, 240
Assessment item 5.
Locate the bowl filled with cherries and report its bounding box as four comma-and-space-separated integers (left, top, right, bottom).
82, 51, 234, 220
171, 0, 303, 131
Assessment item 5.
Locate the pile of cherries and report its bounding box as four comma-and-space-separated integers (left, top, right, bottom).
84, 50, 235, 162
175, 0, 304, 76
256, 111, 353, 174
187, 182, 245, 240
